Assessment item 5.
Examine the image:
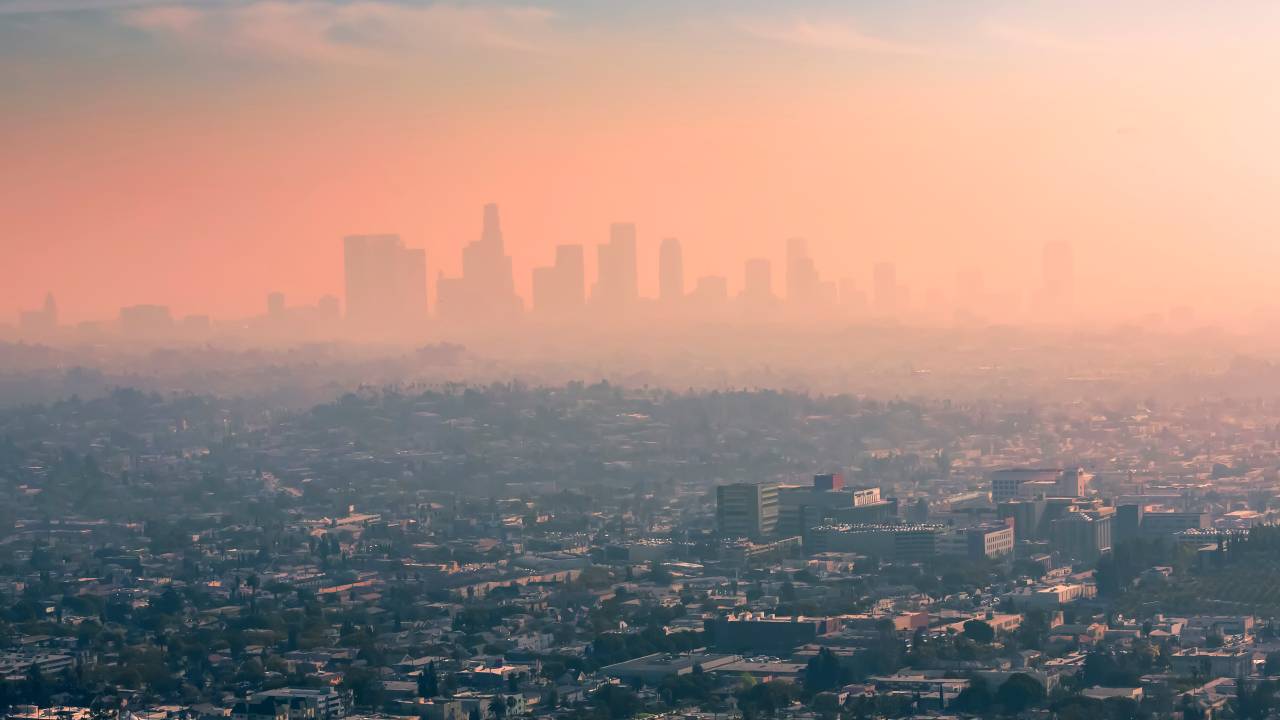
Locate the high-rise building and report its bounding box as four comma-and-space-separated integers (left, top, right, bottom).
344, 234, 428, 337
689, 275, 728, 313
813, 473, 844, 492
594, 222, 639, 311
437, 204, 522, 323
786, 238, 819, 305
19, 292, 57, 334
1051, 507, 1113, 561
716, 482, 780, 540
119, 304, 174, 336
531, 244, 586, 316
658, 237, 684, 302
742, 259, 773, 303
267, 292, 286, 317
991, 468, 1091, 502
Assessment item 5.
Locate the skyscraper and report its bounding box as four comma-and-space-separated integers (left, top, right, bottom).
689, 275, 729, 315
437, 204, 522, 323
343, 234, 428, 337
658, 237, 684, 302
119, 304, 174, 336
594, 222, 639, 312
19, 292, 57, 334
786, 237, 819, 305
532, 244, 586, 316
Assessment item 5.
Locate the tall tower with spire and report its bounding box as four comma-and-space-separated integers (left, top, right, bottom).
437, 203, 523, 323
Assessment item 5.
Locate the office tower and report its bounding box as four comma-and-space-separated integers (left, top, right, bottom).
689, 275, 728, 313
872, 262, 899, 316
119, 304, 174, 336
990, 468, 1062, 503
437, 203, 522, 323
343, 234, 428, 337
742, 258, 773, 302
1042, 241, 1075, 315
716, 482, 780, 540
998, 498, 1048, 542
531, 244, 586, 316
594, 222, 639, 311
786, 237, 819, 305
19, 292, 57, 333
267, 292, 285, 317
1051, 507, 1114, 561
658, 237, 684, 302
813, 473, 844, 491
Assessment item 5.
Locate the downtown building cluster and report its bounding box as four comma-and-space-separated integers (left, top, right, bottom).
9, 204, 1082, 344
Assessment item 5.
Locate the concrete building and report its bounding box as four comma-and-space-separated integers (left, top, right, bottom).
1141, 511, 1210, 536
991, 468, 1092, 502
1170, 648, 1252, 679
704, 613, 841, 655
961, 522, 1016, 559
716, 482, 780, 540
806, 523, 946, 561
1051, 507, 1114, 561
775, 480, 894, 537
601, 652, 737, 685
344, 234, 429, 336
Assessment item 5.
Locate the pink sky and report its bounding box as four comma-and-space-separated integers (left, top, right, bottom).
4, 1, 1280, 323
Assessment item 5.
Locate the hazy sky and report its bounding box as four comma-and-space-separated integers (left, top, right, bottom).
4, 0, 1280, 323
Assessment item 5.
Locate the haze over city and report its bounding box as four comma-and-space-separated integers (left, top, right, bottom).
7, 1, 1280, 331
14, 4, 1280, 720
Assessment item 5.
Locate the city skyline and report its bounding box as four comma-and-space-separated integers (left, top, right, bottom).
9, 2, 1280, 325
10, 202, 1095, 338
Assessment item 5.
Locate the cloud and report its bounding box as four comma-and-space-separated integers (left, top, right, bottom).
982, 21, 1099, 54
0, 0, 196, 14
735, 16, 926, 56
114, 0, 558, 64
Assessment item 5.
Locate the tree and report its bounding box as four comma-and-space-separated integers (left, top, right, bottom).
995, 673, 1045, 714
952, 677, 993, 714
963, 619, 995, 644
593, 684, 639, 720
1102, 696, 1141, 720
1053, 695, 1104, 720
736, 680, 799, 718
811, 692, 840, 719
418, 662, 439, 699
343, 666, 384, 708
804, 648, 845, 694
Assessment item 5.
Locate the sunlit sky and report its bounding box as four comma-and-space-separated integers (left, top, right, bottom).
4, 0, 1280, 323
